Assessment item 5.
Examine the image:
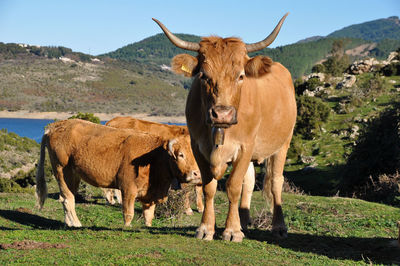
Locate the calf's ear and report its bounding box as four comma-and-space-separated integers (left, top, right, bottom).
245, 55, 273, 78
171, 54, 198, 77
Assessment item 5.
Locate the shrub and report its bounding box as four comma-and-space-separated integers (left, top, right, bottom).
295, 77, 323, 96
68, 112, 100, 124
322, 55, 350, 76
154, 188, 187, 222
381, 62, 400, 76
311, 64, 326, 73
294, 96, 331, 139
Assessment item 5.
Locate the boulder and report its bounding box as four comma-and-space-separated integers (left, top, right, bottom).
336, 74, 357, 89
348, 58, 380, 75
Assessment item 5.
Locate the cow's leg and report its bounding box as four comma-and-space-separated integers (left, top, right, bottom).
181, 183, 194, 215
263, 141, 290, 239
195, 184, 204, 213
142, 203, 156, 226
55, 165, 82, 227
193, 145, 218, 241
121, 184, 137, 227
223, 150, 253, 242
239, 162, 255, 232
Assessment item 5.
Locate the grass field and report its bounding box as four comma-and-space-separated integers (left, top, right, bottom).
0, 182, 399, 265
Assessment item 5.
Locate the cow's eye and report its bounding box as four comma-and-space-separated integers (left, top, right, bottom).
238, 74, 245, 82
178, 152, 185, 159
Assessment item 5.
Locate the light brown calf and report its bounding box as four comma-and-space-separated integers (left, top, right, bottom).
35, 119, 200, 227
106, 116, 204, 215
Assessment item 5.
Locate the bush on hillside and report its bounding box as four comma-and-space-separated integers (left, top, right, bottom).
311, 64, 326, 73
68, 112, 100, 124
340, 102, 400, 206
294, 96, 331, 140
295, 77, 324, 96
381, 62, 400, 76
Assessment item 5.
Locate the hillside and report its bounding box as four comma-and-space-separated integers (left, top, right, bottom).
0, 43, 188, 116
328, 16, 400, 42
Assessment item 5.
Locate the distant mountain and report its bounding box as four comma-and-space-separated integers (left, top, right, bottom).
328, 16, 400, 42
296, 36, 324, 44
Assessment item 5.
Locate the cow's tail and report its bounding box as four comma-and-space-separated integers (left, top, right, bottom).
35, 132, 48, 210
262, 157, 274, 213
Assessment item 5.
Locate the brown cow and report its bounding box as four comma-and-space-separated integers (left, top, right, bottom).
104, 116, 203, 215
154, 13, 296, 242
35, 119, 200, 227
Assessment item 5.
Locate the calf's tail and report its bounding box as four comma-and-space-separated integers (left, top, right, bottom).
35, 133, 48, 210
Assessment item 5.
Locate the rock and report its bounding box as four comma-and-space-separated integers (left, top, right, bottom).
300, 155, 315, 164
305, 72, 325, 82
349, 125, 360, 139
348, 58, 380, 74
336, 74, 356, 89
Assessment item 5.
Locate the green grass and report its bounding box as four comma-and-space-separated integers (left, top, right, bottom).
0, 185, 399, 265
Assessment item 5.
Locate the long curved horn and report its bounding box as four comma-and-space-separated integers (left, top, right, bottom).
245, 13, 289, 53
152, 18, 200, 52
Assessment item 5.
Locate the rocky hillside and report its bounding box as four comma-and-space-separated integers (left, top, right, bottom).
285, 49, 400, 203
0, 43, 188, 116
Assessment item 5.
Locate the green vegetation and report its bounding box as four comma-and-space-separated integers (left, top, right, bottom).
68, 112, 101, 124
0, 186, 398, 264
328, 16, 400, 42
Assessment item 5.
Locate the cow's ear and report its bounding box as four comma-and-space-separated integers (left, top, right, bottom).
171, 54, 198, 77
245, 56, 273, 78
167, 139, 178, 159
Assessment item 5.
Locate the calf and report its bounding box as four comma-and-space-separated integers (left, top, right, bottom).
106, 116, 204, 215
35, 119, 200, 227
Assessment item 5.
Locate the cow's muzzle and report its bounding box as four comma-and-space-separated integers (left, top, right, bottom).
207, 105, 237, 128
185, 170, 201, 184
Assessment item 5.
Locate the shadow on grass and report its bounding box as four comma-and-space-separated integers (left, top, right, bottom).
0, 209, 64, 229
47, 192, 121, 209
146, 226, 400, 264
0, 210, 125, 232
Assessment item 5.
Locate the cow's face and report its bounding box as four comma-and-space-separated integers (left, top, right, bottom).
166, 135, 201, 184
153, 14, 287, 129
172, 40, 273, 128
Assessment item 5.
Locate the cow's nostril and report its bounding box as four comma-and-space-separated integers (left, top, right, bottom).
211, 108, 218, 119
193, 171, 199, 177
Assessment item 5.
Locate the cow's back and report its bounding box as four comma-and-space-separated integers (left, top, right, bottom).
106, 117, 188, 139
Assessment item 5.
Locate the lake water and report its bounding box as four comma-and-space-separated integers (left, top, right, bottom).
0, 118, 184, 143
0, 118, 106, 143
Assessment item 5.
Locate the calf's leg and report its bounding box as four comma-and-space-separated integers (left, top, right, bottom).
55, 165, 82, 227
142, 203, 156, 226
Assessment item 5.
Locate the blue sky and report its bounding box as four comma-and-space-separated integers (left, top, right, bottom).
0, 0, 399, 55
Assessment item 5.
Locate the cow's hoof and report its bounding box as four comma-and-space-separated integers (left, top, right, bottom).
197, 208, 204, 213
185, 208, 194, 216
195, 225, 214, 241
272, 226, 288, 239
222, 229, 244, 242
